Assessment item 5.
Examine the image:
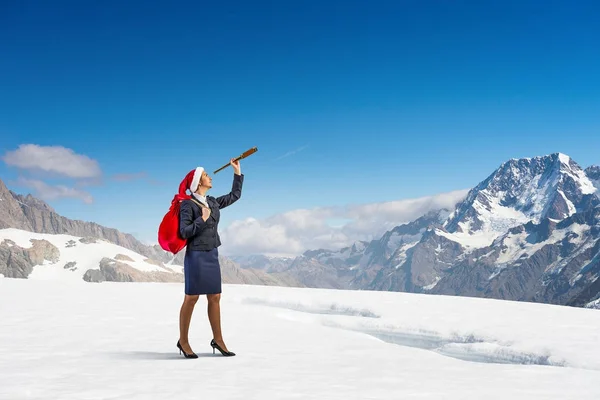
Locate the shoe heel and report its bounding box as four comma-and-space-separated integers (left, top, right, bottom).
177, 340, 198, 359
210, 339, 236, 357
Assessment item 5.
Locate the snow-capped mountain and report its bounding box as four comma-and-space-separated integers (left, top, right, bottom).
443, 153, 598, 244
370, 153, 600, 306
247, 153, 600, 308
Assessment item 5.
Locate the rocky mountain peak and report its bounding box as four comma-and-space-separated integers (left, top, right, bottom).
585, 165, 600, 196
586, 164, 600, 178
13, 192, 56, 213
442, 152, 599, 236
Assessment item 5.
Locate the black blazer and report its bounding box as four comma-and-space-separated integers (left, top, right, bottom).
179, 173, 244, 251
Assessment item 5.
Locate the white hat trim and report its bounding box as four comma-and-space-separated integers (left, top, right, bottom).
190, 167, 204, 193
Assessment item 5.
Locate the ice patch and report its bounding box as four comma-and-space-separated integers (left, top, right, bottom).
243, 297, 381, 318
252, 296, 581, 369
358, 329, 566, 367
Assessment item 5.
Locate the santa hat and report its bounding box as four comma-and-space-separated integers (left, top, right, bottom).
178, 167, 205, 196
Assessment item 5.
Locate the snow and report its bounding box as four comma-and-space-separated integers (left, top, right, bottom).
484, 222, 594, 280
441, 154, 597, 252
586, 298, 600, 309
558, 189, 576, 215
503, 223, 587, 265
422, 276, 441, 289
1, 278, 599, 399
557, 154, 597, 195
0, 228, 183, 281
557, 152, 571, 164
434, 227, 499, 250
391, 242, 417, 268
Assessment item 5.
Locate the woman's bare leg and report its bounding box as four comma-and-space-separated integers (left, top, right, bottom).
179, 294, 199, 353
207, 293, 229, 351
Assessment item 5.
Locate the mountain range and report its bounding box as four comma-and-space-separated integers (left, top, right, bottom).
2, 152, 599, 309
0, 178, 303, 287
232, 153, 600, 309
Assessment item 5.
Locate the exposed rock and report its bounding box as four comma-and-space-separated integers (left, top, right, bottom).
143, 258, 164, 267
0, 239, 60, 278
114, 254, 135, 262
27, 239, 60, 265
64, 261, 77, 270
0, 243, 33, 278
83, 258, 184, 283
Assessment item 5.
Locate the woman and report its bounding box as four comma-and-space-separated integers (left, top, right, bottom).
176, 158, 243, 358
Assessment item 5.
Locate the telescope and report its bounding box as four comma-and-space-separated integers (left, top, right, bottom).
213, 147, 258, 174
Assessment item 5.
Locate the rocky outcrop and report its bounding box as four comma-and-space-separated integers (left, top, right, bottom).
64, 261, 77, 271
83, 258, 184, 283
115, 254, 135, 262
0, 238, 60, 278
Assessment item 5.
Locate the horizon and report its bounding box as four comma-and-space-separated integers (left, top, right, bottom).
1, 149, 596, 257
1, 1, 599, 255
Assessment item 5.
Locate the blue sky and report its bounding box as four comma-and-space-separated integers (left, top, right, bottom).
1, 0, 599, 253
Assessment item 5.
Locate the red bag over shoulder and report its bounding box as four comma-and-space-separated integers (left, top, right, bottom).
157, 167, 205, 254
158, 195, 188, 254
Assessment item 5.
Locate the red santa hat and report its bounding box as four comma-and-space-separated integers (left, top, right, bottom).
178, 167, 205, 196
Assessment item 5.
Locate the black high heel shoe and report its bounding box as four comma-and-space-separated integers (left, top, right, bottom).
177, 340, 198, 359
210, 339, 236, 356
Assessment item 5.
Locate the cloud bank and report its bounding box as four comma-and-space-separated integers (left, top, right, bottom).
2, 144, 102, 178
219, 189, 468, 257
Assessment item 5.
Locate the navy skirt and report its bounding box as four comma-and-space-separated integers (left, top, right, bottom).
184, 247, 222, 295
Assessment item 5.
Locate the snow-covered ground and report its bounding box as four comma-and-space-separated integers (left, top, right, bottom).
1, 278, 599, 399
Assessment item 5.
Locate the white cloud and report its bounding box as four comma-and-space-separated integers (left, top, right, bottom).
2, 144, 102, 178
219, 189, 469, 257
17, 178, 93, 204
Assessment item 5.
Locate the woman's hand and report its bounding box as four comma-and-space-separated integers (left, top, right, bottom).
230, 158, 241, 175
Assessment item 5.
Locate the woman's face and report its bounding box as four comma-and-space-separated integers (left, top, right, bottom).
200, 171, 212, 189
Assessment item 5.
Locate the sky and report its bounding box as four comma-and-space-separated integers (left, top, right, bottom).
1, 0, 599, 256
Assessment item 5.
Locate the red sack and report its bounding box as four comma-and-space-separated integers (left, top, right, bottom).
158, 195, 188, 254
157, 167, 204, 254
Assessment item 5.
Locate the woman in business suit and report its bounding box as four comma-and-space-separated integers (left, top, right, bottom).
176, 158, 244, 358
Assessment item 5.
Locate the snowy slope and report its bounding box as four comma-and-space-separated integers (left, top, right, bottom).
0, 228, 182, 282
0, 278, 599, 399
